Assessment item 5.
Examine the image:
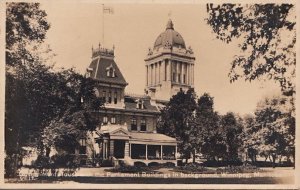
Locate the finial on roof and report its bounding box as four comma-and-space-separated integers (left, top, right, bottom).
113, 44, 115, 50
98, 42, 101, 49
166, 19, 174, 30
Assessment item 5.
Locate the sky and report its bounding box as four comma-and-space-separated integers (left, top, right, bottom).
41, 1, 281, 116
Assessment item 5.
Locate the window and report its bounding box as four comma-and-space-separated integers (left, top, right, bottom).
103, 116, 108, 124
141, 119, 146, 131
79, 138, 86, 154
106, 67, 115, 77
131, 117, 137, 131
183, 74, 186, 84
108, 91, 112, 103
102, 91, 106, 102
114, 91, 117, 104
173, 73, 176, 82
178, 74, 181, 83
111, 116, 116, 124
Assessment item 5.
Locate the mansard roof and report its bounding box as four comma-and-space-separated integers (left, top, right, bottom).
88, 57, 127, 86
124, 94, 159, 113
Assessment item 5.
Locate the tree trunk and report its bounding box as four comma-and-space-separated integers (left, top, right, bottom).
272, 154, 276, 168
192, 150, 196, 163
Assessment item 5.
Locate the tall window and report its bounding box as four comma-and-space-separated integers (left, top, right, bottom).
111, 116, 116, 124
102, 91, 106, 102
131, 117, 137, 131
114, 91, 117, 104
173, 73, 176, 82
108, 91, 112, 103
178, 73, 181, 83
183, 74, 186, 84
103, 116, 108, 124
79, 138, 86, 154
141, 119, 146, 131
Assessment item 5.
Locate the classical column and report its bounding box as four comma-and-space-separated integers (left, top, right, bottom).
188, 64, 191, 85
166, 60, 170, 81
158, 62, 161, 84
145, 144, 148, 160
146, 65, 148, 86
124, 141, 129, 157
192, 64, 194, 85
161, 61, 165, 81
151, 64, 153, 86
180, 62, 183, 84
109, 140, 114, 157
161, 145, 163, 160
169, 60, 172, 82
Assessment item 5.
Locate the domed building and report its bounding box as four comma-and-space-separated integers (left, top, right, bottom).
145, 19, 195, 102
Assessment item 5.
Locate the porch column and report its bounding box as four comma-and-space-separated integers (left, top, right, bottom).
175, 145, 178, 159
146, 144, 148, 160
124, 141, 129, 157
109, 140, 114, 157
161, 145, 163, 160
101, 141, 105, 159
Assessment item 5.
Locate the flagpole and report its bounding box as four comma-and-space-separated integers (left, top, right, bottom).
102, 4, 104, 46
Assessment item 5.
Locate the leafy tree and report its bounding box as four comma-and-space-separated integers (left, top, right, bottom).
42, 72, 103, 155
5, 2, 52, 177
206, 4, 296, 96
242, 114, 259, 163
195, 93, 223, 161
220, 112, 244, 163
254, 95, 295, 167
158, 89, 197, 162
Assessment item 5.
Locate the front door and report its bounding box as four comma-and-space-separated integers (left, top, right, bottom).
114, 140, 125, 159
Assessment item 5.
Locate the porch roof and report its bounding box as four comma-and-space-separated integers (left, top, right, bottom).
130, 132, 177, 144
95, 124, 177, 145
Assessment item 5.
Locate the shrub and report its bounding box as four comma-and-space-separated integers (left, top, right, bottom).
101, 159, 113, 167
148, 162, 159, 167
134, 161, 147, 167
105, 165, 153, 173
216, 165, 260, 174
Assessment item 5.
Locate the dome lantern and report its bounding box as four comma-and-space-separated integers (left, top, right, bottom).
166, 19, 174, 30
153, 19, 186, 50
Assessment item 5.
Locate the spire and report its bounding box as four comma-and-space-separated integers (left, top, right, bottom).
166, 19, 174, 30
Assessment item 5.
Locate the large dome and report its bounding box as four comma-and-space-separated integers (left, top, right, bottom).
154, 19, 186, 50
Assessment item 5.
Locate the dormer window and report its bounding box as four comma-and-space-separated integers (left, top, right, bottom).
106, 65, 116, 78
136, 99, 144, 109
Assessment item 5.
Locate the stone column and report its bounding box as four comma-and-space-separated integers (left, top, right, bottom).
161, 61, 165, 81
151, 64, 153, 86
180, 62, 183, 84
145, 144, 148, 160
109, 140, 114, 157
124, 141, 129, 157
161, 145, 163, 160
146, 65, 148, 86
192, 64, 194, 85
188, 64, 192, 85
158, 62, 161, 84
169, 60, 172, 82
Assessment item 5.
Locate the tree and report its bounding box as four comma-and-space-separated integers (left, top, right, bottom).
42, 72, 103, 156
158, 89, 197, 162
220, 112, 244, 163
206, 4, 296, 96
195, 93, 223, 161
5, 2, 52, 177
254, 94, 295, 167
242, 114, 259, 163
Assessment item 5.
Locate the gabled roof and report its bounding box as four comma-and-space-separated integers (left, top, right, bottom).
88, 57, 127, 86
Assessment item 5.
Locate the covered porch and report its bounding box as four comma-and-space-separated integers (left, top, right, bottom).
95, 124, 178, 166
